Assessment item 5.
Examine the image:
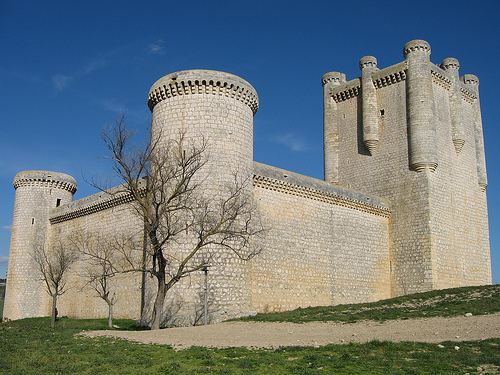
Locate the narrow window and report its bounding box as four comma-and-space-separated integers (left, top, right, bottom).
31, 218, 35, 225
380, 109, 385, 116
56, 198, 61, 207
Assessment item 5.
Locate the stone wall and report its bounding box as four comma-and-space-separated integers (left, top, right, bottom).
250, 163, 391, 311
4, 44, 492, 324
49, 198, 143, 320
327, 43, 491, 296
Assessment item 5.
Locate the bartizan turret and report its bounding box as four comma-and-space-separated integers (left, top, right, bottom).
404, 40, 438, 172
359, 56, 380, 155
440, 57, 466, 154
461, 74, 488, 191
322, 72, 346, 183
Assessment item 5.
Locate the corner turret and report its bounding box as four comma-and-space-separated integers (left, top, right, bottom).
462, 74, 487, 190
404, 40, 438, 172
440, 57, 465, 153
3, 171, 77, 321
359, 56, 379, 155
322, 72, 346, 183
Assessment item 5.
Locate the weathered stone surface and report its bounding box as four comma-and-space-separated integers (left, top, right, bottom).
4, 41, 492, 324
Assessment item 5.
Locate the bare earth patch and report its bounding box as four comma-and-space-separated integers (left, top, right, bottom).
81, 313, 500, 349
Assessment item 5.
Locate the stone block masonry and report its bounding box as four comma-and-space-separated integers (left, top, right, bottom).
3, 40, 492, 324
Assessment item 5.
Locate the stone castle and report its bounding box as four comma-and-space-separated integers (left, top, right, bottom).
3, 40, 492, 324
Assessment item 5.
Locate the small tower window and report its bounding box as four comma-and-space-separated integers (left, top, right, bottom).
380, 109, 385, 116
31, 218, 35, 225
56, 198, 61, 207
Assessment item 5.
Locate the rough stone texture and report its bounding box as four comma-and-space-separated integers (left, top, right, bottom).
4, 171, 77, 320
50, 202, 144, 320
251, 163, 391, 311
4, 41, 492, 324
360, 56, 379, 154
330, 40, 491, 296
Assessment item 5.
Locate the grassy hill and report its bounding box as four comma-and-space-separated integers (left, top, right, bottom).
0, 285, 498, 374
236, 284, 500, 324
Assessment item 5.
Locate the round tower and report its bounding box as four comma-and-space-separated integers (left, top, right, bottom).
404, 39, 438, 172
440, 57, 465, 154
440, 57, 460, 80
462, 74, 488, 190
322, 71, 346, 184
148, 70, 258, 186
3, 171, 77, 321
147, 70, 259, 321
359, 56, 379, 155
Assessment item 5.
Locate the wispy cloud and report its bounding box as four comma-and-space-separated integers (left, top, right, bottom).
98, 97, 150, 123
273, 133, 312, 152
0, 256, 8, 266
3, 226, 11, 230
83, 58, 107, 74
147, 40, 165, 55
100, 98, 127, 114
52, 74, 73, 91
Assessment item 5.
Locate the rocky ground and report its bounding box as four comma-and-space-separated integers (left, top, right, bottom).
82, 312, 500, 350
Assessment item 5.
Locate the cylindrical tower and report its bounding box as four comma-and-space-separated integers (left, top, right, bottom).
3, 171, 77, 321
148, 70, 258, 187
322, 71, 346, 183
404, 39, 438, 172
360, 56, 379, 155
462, 74, 488, 190
440, 57, 465, 154
147, 70, 259, 321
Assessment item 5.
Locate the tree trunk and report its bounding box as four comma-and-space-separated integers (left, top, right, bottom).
108, 302, 113, 328
51, 295, 57, 328
151, 279, 167, 330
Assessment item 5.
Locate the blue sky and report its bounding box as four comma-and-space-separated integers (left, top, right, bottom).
0, 0, 499, 284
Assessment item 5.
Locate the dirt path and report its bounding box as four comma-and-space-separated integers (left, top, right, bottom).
81, 313, 500, 349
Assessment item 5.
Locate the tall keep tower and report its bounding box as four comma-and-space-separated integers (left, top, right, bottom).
323, 40, 491, 296
3, 171, 77, 320
147, 70, 259, 321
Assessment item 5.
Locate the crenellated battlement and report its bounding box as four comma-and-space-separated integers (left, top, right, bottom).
329, 79, 360, 103
403, 39, 431, 58
253, 162, 391, 217
13, 171, 77, 194
372, 62, 406, 89
431, 65, 454, 90
49, 180, 147, 224
147, 70, 259, 114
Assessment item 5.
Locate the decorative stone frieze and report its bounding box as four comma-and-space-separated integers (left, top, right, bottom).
147, 70, 259, 114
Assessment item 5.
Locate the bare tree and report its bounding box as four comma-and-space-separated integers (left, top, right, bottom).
72, 232, 120, 328
32, 238, 78, 328
97, 116, 263, 330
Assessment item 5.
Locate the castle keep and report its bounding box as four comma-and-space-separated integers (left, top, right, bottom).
3, 40, 492, 324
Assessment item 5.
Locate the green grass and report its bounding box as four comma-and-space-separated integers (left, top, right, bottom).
235, 284, 500, 324
0, 285, 499, 374
0, 317, 498, 374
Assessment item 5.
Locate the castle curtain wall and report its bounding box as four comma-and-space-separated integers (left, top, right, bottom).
47, 191, 144, 320
250, 163, 391, 312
